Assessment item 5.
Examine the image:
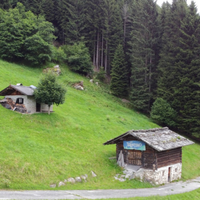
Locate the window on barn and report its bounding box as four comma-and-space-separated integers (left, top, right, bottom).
16, 98, 24, 104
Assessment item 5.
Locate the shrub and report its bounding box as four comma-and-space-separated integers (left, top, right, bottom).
51, 46, 67, 63
24, 34, 52, 66
150, 98, 177, 127
64, 42, 92, 75
0, 3, 55, 65
95, 67, 106, 82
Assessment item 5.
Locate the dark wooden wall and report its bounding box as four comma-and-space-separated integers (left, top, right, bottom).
11, 91, 22, 95
116, 135, 182, 170
116, 135, 156, 169
143, 145, 156, 169
156, 147, 182, 168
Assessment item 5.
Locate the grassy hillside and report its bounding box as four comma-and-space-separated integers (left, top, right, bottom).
0, 59, 199, 190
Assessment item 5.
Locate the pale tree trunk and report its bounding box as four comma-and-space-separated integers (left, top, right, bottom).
149, 56, 152, 93
104, 39, 108, 73
145, 56, 147, 85
123, 14, 127, 47
48, 105, 51, 115
122, 3, 129, 47
148, 56, 152, 111
96, 30, 100, 70
101, 33, 104, 68
93, 40, 96, 66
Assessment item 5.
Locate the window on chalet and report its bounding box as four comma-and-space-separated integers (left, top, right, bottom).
16, 98, 24, 104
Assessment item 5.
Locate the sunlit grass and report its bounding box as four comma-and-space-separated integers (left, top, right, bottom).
0, 59, 198, 190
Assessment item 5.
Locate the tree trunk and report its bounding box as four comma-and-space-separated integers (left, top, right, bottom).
148, 56, 152, 111
123, 18, 127, 47
105, 39, 108, 73
48, 105, 51, 115
101, 33, 104, 68
149, 56, 152, 93
96, 30, 100, 70
93, 40, 96, 66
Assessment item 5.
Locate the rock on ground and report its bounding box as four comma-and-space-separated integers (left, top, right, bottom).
50, 184, 56, 188
68, 178, 76, 184
75, 177, 82, 182
91, 171, 97, 177
58, 181, 65, 187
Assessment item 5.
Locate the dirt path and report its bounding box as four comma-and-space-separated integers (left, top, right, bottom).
0, 177, 200, 199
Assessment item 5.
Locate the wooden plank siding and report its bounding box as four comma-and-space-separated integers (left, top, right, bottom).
116, 135, 157, 169
156, 147, 182, 168
143, 145, 156, 169
11, 91, 22, 95
127, 150, 142, 165
116, 135, 182, 170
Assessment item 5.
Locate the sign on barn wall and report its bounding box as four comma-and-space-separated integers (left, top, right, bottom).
123, 141, 146, 151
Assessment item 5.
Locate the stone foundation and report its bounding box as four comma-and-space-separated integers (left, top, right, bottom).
134, 163, 182, 185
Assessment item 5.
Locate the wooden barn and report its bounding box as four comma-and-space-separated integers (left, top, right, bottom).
104, 127, 194, 184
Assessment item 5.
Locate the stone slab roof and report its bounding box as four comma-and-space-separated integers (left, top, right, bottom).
0, 85, 35, 96
103, 127, 194, 152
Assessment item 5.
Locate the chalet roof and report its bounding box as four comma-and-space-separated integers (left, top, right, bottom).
103, 127, 194, 152
0, 85, 35, 96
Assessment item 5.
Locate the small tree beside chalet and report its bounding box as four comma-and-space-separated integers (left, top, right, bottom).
34, 73, 66, 115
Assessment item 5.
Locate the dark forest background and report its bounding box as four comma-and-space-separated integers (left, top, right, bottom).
0, 0, 200, 138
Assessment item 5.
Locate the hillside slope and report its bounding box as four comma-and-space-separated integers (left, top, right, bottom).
0, 60, 199, 190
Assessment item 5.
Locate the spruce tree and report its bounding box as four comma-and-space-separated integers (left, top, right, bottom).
110, 44, 128, 98
157, 0, 200, 137
129, 0, 160, 112
102, 0, 123, 74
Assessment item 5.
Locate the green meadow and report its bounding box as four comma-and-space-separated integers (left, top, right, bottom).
0, 59, 200, 191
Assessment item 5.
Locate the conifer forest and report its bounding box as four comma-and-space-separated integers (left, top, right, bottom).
0, 0, 200, 138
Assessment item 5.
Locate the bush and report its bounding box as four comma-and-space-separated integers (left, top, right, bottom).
24, 34, 52, 66
51, 46, 67, 63
150, 98, 177, 127
64, 42, 92, 75
95, 67, 106, 82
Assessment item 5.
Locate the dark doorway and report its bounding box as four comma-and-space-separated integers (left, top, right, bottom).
36, 103, 41, 112
168, 167, 171, 182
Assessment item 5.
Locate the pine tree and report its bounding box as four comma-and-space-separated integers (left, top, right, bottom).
0, 0, 13, 9
103, 0, 123, 74
55, 0, 71, 44
157, 0, 200, 137
43, 0, 56, 22
110, 44, 128, 97
83, 0, 123, 74
129, 0, 160, 112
